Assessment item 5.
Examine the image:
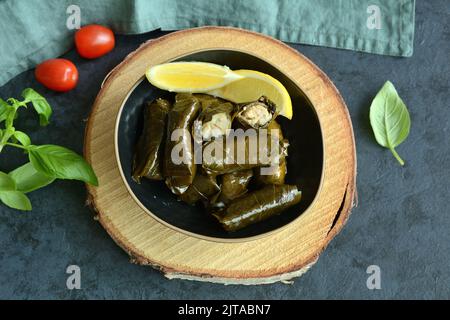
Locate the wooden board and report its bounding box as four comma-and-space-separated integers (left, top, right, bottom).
84, 26, 356, 285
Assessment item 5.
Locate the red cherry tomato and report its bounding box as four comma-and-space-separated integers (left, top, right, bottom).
35, 59, 78, 92
75, 25, 115, 59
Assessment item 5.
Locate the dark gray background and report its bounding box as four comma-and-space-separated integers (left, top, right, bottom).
0, 1, 449, 299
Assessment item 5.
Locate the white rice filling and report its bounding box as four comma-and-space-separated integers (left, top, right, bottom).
241, 103, 271, 127
202, 113, 231, 140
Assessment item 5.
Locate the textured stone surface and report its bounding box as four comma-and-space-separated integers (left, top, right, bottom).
0, 1, 449, 299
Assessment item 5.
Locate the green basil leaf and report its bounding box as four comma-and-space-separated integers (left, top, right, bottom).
369, 81, 411, 166
9, 162, 55, 193
28, 144, 98, 186
5, 98, 20, 128
0, 171, 16, 191
0, 190, 32, 211
21, 88, 52, 126
0, 98, 11, 122
0, 126, 15, 151
13, 130, 31, 146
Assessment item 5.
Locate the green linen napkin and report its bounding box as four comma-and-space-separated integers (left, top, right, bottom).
0, 0, 415, 86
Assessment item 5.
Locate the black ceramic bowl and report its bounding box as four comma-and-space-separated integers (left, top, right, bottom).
115, 49, 323, 241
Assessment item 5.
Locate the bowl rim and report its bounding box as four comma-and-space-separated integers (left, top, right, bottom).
113, 48, 325, 243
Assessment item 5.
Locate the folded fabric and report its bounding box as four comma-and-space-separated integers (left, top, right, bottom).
0, 0, 415, 86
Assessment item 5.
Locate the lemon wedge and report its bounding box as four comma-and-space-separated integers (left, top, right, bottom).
146, 62, 243, 93
207, 69, 293, 119
146, 62, 293, 119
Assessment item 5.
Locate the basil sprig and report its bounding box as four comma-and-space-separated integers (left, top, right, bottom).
370, 81, 411, 166
0, 88, 98, 211
0, 172, 32, 211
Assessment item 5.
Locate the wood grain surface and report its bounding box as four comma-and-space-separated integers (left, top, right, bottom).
84, 26, 356, 284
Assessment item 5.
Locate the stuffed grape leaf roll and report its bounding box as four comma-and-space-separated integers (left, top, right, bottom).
132, 98, 171, 182
193, 101, 235, 142
179, 172, 220, 205
213, 184, 301, 232
235, 96, 276, 129
163, 93, 201, 194
202, 129, 286, 175
201, 134, 262, 174
218, 169, 253, 203
254, 120, 289, 185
